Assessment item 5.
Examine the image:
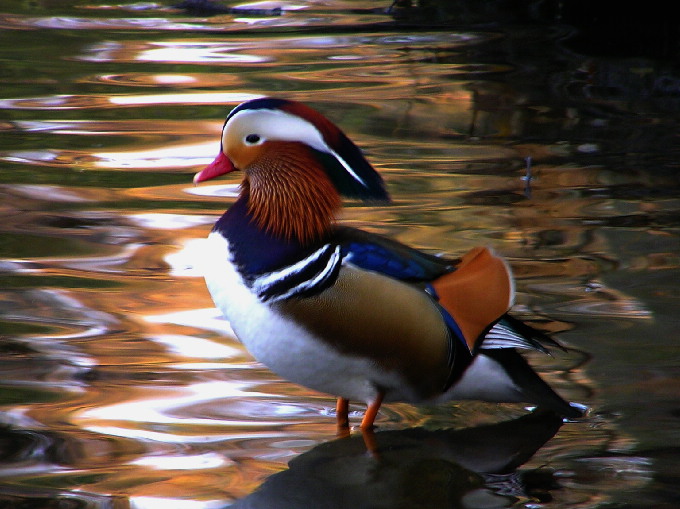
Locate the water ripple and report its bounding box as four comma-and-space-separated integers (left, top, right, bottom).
0, 14, 216, 31
0, 92, 261, 111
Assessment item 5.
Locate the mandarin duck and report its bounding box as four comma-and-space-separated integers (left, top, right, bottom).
194, 97, 584, 436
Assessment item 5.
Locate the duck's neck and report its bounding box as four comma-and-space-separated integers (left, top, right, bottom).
215, 146, 343, 276
244, 148, 342, 244
214, 189, 333, 277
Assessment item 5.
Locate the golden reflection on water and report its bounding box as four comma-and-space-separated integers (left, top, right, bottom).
0, 92, 262, 110
95, 73, 243, 88
1, 2, 679, 508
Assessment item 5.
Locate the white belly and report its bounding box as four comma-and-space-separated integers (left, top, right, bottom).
437, 353, 522, 403
201, 232, 397, 404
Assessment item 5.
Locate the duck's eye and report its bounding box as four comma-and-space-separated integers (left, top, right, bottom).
244, 134, 261, 145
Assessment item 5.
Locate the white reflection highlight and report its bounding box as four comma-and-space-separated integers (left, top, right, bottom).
14, 120, 79, 132
84, 426, 238, 443
170, 362, 241, 370
146, 307, 235, 337
150, 334, 240, 359
131, 452, 230, 470
0, 260, 33, 273
21, 17, 205, 31
4, 150, 59, 163
79, 381, 278, 433
152, 74, 196, 84
137, 43, 268, 64
185, 183, 241, 198
234, 1, 307, 10
108, 92, 261, 106
96, 141, 217, 169
131, 496, 225, 509
80, 381, 266, 420
233, 17, 275, 25
129, 213, 213, 230
164, 238, 209, 278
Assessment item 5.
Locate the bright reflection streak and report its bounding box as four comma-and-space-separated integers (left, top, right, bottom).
137, 43, 269, 64
164, 238, 210, 278
170, 362, 240, 370
131, 496, 226, 509
128, 213, 213, 230
131, 452, 231, 470
15, 120, 81, 132
4, 150, 59, 163
234, 1, 308, 10
152, 74, 197, 84
185, 184, 241, 198
83, 426, 246, 443
164, 238, 240, 280
12, 17, 210, 31
146, 307, 235, 337
78, 381, 280, 438
108, 92, 261, 106
96, 141, 218, 169
149, 334, 240, 359
233, 17, 270, 24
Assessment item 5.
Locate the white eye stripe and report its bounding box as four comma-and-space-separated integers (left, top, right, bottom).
224, 108, 368, 188
227, 109, 327, 150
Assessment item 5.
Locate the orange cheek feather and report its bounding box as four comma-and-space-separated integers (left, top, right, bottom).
431, 247, 513, 351
245, 142, 342, 243
228, 143, 260, 171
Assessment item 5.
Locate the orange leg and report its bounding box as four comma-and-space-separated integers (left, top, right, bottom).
336, 397, 350, 437
360, 391, 384, 454
360, 391, 384, 430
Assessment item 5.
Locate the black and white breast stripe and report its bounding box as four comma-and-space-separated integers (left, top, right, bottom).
249, 244, 342, 302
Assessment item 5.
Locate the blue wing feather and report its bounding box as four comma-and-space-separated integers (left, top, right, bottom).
341, 241, 438, 280
333, 226, 456, 282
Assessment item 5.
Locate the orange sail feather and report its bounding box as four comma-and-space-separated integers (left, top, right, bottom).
432, 247, 515, 351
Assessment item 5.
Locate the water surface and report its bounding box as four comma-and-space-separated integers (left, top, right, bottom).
1, 1, 679, 508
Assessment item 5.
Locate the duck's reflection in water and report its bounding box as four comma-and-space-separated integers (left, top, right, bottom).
229, 410, 565, 509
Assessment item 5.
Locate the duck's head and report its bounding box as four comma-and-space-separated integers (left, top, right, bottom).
194, 97, 389, 243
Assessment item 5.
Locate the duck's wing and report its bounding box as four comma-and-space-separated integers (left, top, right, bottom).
333, 227, 564, 355
333, 226, 457, 282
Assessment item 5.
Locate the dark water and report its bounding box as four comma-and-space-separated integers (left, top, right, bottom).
1, 1, 679, 507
